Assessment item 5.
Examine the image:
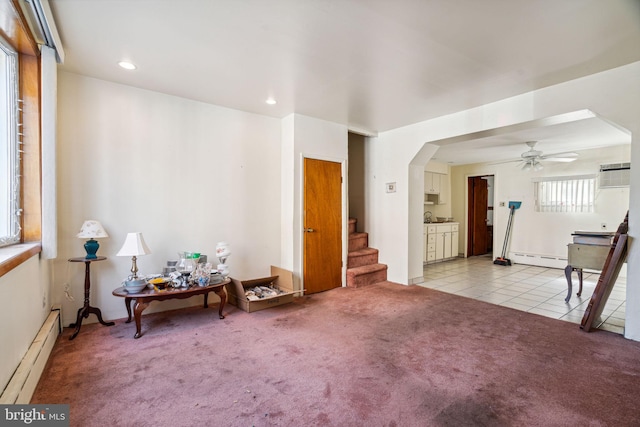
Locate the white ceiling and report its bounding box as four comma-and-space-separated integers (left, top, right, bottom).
430, 110, 632, 165
48, 0, 640, 160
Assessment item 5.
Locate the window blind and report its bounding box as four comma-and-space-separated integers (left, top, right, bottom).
534, 175, 596, 213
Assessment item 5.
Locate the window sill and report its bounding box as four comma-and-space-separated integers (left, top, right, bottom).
0, 242, 42, 278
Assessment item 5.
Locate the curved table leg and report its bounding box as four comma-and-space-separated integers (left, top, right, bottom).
124, 297, 133, 323
69, 306, 86, 340
564, 265, 573, 302
133, 300, 149, 339
214, 287, 226, 319
88, 306, 115, 327
70, 305, 114, 340
576, 269, 584, 297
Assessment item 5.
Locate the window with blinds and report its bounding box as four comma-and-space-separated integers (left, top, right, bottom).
0, 35, 21, 246
533, 175, 596, 213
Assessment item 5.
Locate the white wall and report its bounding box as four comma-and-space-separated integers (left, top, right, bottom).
451, 145, 630, 264
0, 255, 52, 392
280, 114, 348, 289
366, 130, 438, 284
54, 72, 282, 325
628, 110, 640, 341
366, 61, 640, 340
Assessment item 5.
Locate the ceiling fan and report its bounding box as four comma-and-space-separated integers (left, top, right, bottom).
502, 141, 579, 171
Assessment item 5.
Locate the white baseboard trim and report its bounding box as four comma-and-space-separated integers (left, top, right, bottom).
0, 309, 60, 404
409, 276, 425, 285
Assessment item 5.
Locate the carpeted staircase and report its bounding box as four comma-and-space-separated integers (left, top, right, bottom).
346, 218, 388, 287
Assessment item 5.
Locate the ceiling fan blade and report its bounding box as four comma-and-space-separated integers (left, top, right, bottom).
540, 152, 579, 162
540, 152, 579, 159
543, 157, 578, 163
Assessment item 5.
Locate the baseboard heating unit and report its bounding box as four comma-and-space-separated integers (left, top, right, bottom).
0, 308, 61, 404
510, 252, 568, 269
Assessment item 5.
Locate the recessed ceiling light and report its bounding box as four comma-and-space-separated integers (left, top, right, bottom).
265, 98, 276, 105
118, 61, 137, 70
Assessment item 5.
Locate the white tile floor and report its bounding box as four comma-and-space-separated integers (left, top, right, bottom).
420, 255, 627, 335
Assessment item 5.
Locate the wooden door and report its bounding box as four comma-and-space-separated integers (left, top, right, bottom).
467, 176, 489, 256
303, 158, 342, 294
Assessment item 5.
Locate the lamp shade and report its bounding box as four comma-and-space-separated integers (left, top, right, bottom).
77, 220, 108, 259
77, 220, 109, 239
215, 241, 231, 259
117, 232, 152, 257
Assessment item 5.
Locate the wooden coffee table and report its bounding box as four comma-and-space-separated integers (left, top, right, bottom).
112, 278, 230, 338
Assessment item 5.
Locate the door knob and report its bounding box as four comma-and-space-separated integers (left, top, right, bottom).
304, 228, 315, 232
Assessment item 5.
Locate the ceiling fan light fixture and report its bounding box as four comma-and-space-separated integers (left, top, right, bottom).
510, 141, 578, 171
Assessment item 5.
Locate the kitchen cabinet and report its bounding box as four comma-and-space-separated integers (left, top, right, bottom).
424, 225, 436, 262
451, 229, 458, 258
435, 230, 450, 260
438, 174, 448, 204
424, 172, 441, 194
423, 226, 427, 262
424, 223, 458, 263
424, 172, 448, 204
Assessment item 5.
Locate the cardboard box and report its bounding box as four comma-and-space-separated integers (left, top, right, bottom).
228, 266, 296, 312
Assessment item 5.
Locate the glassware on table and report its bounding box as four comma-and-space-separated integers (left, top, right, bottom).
194, 262, 212, 286
176, 251, 200, 287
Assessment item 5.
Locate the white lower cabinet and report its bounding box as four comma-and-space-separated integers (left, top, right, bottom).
424, 223, 458, 263
423, 227, 428, 262
451, 231, 459, 259
424, 225, 436, 262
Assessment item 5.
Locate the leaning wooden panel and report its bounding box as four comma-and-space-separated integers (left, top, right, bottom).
581, 212, 629, 332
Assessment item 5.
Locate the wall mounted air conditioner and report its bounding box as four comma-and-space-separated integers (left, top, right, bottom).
599, 162, 630, 188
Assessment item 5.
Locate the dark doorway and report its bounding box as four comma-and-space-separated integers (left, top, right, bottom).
467, 176, 493, 256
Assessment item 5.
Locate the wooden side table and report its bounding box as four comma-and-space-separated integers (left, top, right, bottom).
69, 256, 115, 340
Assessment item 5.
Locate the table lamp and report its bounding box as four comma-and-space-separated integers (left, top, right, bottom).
77, 220, 109, 259
117, 232, 152, 279
215, 241, 231, 278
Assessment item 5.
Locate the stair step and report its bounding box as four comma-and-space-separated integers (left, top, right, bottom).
348, 218, 357, 235
349, 232, 368, 252
347, 247, 379, 268
346, 263, 388, 288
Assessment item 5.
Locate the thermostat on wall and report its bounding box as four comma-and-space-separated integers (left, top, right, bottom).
386, 182, 396, 193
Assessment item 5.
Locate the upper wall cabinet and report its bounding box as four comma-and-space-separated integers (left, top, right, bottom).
425, 172, 441, 194
438, 174, 448, 205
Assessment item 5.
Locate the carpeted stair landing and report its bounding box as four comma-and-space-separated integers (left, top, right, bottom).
346, 218, 387, 287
